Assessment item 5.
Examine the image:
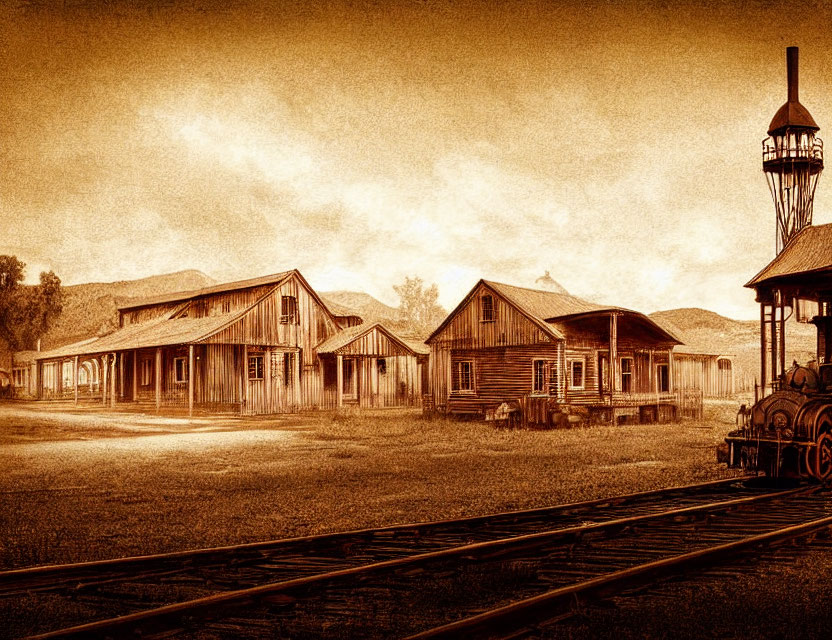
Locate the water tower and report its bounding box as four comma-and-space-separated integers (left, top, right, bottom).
763, 47, 823, 254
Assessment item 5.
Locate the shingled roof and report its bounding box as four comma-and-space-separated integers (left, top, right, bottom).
746, 223, 832, 288
118, 271, 293, 311
427, 279, 681, 344
35, 313, 243, 360
316, 322, 429, 355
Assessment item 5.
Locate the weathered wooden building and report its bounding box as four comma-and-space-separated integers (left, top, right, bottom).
426, 280, 682, 423
672, 349, 735, 398
26, 271, 425, 415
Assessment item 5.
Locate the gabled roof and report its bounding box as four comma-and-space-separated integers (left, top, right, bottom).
427, 279, 681, 345
746, 223, 832, 288
118, 271, 293, 311
316, 322, 429, 355
318, 295, 363, 320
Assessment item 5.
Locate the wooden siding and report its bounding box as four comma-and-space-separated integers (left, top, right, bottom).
674, 354, 734, 398
201, 275, 340, 366
430, 283, 555, 351
444, 345, 561, 414
331, 326, 412, 357
321, 354, 421, 408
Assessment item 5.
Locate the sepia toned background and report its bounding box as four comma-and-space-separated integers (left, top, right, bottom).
3, 0, 832, 318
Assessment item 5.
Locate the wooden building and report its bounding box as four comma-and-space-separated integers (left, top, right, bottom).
426, 280, 682, 424
672, 349, 735, 398
26, 271, 424, 415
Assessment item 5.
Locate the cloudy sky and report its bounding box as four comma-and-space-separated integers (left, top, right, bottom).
3, 0, 832, 319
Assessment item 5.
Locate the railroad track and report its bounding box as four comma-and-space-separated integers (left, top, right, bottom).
2, 476, 820, 639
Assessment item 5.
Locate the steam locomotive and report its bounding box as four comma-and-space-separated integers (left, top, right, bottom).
724, 361, 832, 481
722, 47, 832, 481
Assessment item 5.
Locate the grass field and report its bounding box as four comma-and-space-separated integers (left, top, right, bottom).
0, 400, 744, 570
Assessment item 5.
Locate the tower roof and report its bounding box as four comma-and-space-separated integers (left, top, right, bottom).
768, 47, 819, 135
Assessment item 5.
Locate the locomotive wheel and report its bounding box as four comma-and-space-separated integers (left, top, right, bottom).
804, 445, 817, 479
813, 432, 832, 482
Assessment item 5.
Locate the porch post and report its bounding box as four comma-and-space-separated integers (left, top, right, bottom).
610, 313, 619, 393
336, 354, 344, 408
73, 355, 79, 406
668, 349, 674, 394
132, 350, 138, 401
760, 302, 767, 393
188, 344, 194, 418
242, 345, 248, 415
110, 355, 116, 408
118, 352, 124, 400
101, 356, 108, 406
155, 348, 162, 413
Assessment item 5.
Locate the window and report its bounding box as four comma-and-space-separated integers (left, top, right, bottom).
568, 358, 585, 390
283, 352, 296, 386
140, 359, 153, 386
377, 358, 387, 375
248, 354, 264, 380
342, 358, 355, 396
657, 363, 669, 393
533, 359, 546, 393
599, 355, 610, 393
451, 361, 474, 392
281, 296, 298, 324
13, 368, 24, 387
621, 357, 633, 393
62, 361, 73, 388
79, 367, 89, 385
548, 363, 559, 396
480, 294, 495, 322
174, 357, 188, 384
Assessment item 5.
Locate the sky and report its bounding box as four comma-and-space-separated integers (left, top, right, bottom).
4, 0, 832, 319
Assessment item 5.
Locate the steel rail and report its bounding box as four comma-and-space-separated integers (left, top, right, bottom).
406, 512, 832, 639
24, 484, 809, 640
0, 475, 753, 596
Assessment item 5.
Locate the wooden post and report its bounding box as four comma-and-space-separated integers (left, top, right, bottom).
610, 313, 619, 394
336, 354, 344, 408
102, 356, 108, 406
779, 292, 786, 378
241, 345, 248, 415
155, 348, 162, 413
132, 350, 138, 402
760, 303, 767, 393
264, 348, 272, 413
188, 345, 194, 418
118, 352, 124, 400
668, 349, 674, 394
73, 355, 79, 406
110, 355, 117, 408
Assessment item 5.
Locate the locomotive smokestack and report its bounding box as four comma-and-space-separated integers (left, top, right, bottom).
787, 46, 799, 103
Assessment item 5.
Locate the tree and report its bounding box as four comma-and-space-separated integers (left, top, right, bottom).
393, 276, 446, 337
0, 256, 63, 351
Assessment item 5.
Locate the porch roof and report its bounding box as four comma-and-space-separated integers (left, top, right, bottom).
316, 322, 430, 355
34, 314, 240, 360
746, 223, 832, 289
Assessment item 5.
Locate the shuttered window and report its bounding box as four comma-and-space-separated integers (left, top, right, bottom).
281, 296, 298, 324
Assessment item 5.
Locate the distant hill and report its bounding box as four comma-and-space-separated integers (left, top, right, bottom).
319, 291, 400, 324
41, 270, 216, 349
649, 308, 816, 391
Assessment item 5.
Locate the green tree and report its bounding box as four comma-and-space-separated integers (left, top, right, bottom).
0, 256, 63, 351
393, 276, 446, 337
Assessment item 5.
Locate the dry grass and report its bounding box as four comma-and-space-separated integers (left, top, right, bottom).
0, 401, 742, 570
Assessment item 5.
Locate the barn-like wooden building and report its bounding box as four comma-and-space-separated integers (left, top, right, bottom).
426, 280, 682, 424
25, 271, 427, 415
